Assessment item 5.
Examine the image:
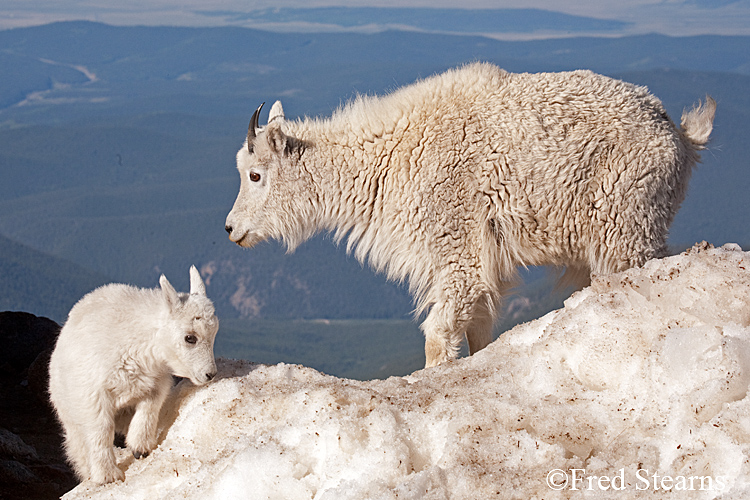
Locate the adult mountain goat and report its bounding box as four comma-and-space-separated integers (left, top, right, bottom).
225, 62, 715, 368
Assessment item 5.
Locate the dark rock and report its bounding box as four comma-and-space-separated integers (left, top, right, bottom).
0, 311, 60, 377
0, 458, 40, 484
0, 427, 38, 461
0, 311, 76, 499
28, 349, 54, 404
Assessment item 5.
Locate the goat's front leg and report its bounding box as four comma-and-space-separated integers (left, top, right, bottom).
126, 376, 172, 459
85, 393, 124, 484
422, 267, 497, 368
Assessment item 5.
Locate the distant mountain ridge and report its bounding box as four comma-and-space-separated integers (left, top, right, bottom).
0, 233, 110, 322
1, 21, 750, 121
197, 7, 629, 35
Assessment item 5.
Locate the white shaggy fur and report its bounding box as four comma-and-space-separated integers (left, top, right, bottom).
48, 266, 219, 484
225, 62, 715, 368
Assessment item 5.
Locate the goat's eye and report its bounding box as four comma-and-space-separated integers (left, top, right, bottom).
249, 172, 261, 182
184, 334, 198, 345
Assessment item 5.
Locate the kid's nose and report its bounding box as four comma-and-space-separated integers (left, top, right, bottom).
206, 371, 216, 381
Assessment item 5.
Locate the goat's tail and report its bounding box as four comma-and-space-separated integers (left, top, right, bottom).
680, 95, 716, 148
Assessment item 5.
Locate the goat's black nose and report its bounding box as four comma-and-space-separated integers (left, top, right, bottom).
206, 372, 216, 381
224, 225, 232, 234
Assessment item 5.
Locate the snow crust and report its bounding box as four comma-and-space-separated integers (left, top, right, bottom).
64, 243, 750, 499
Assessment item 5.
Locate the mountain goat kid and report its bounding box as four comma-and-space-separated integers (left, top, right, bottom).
49, 266, 219, 484
225, 62, 715, 368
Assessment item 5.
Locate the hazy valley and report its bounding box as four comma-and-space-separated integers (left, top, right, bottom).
1, 17, 748, 377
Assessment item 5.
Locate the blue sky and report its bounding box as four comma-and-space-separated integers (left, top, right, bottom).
1, 1, 750, 38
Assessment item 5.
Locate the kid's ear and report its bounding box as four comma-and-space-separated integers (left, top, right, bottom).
189, 265, 206, 296
160, 274, 179, 309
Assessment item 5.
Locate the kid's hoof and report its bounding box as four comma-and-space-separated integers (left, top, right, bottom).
92, 467, 125, 484
133, 450, 149, 459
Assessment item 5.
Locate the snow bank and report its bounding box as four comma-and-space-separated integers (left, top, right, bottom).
65, 243, 750, 499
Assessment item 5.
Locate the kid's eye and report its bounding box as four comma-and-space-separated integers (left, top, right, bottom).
185, 334, 198, 345
249, 172, 261, 182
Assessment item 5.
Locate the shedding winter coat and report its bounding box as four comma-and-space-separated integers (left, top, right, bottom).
225, 62, 715, 368
48, 266, 219, 484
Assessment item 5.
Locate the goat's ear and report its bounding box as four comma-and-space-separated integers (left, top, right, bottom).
189, 265, 206, 296
268, 100, 285, 123
265, 121, 288, 155
160, 274, 179, 309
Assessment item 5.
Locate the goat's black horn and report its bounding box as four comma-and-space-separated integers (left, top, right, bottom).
247, 102, 265, 153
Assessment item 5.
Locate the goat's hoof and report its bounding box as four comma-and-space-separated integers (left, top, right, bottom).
133, 450, 149, 460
